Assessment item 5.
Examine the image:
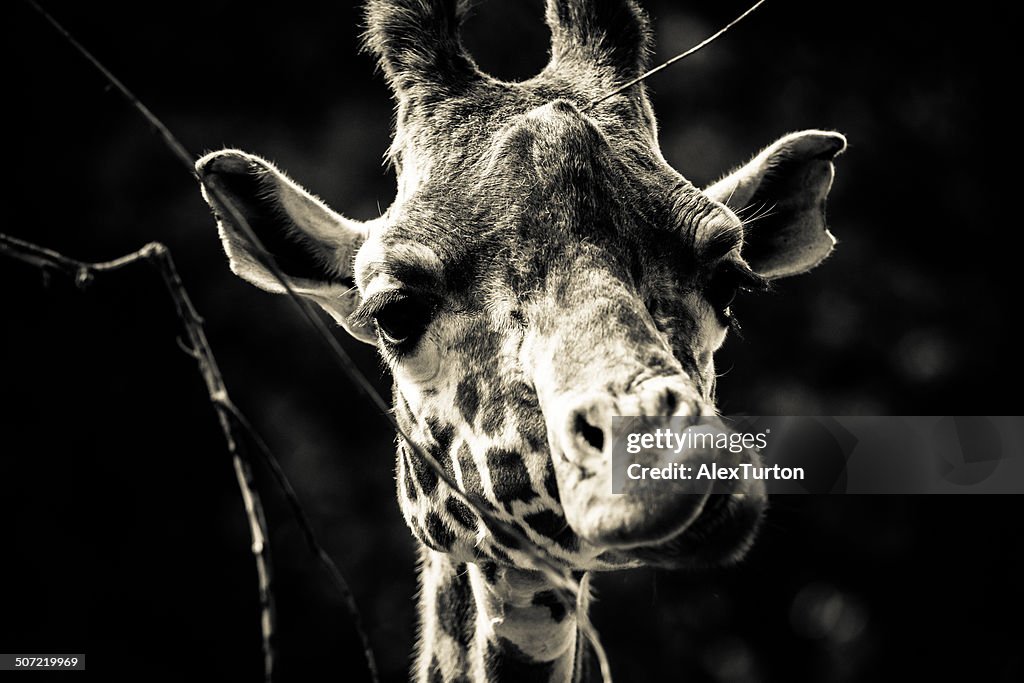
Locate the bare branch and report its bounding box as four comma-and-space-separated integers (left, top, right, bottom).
217, 400, 380, 683
24, 0, 194, 176
1, 232, 278, 681
1, 231, 386, 682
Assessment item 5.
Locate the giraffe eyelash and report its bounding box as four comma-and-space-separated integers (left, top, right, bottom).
354, 288, 439, 351
351, 289, 409, 328
706, 261, 769, 329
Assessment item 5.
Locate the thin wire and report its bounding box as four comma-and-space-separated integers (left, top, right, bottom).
586, 0, 767, 109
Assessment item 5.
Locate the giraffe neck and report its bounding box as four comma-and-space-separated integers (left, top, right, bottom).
415, 547, 584, 683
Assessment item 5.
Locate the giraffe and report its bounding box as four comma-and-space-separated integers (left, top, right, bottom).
194, 1, 845, 680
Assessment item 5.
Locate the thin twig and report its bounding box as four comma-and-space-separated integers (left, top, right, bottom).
219, 402, 380, 683
24, 2, 614, 680
0, 232, 277, 682
586, 0, 767, 109
24, 0, 193, 175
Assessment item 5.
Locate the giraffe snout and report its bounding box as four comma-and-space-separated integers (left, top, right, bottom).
547, 376, 763, 558
561, 376, 705, 469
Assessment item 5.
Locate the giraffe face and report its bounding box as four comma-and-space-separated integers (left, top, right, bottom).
347, 97, 776, 571
197, 0, 845, 575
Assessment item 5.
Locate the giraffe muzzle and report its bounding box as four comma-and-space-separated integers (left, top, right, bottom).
548, 376, 766, 560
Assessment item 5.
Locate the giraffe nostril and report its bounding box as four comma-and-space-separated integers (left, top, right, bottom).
573, 411, 605, 454
663, 389, 678, 415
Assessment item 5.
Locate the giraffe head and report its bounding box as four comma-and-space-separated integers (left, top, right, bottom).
196, 0, 844, 574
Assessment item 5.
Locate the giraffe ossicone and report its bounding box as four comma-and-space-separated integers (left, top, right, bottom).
196, 1, 845, 680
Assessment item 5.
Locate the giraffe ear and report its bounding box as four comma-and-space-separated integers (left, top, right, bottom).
196, 150, 377, 344
705, 130, 847, 279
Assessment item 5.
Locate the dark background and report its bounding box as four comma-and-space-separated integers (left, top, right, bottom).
2, 1, 1021, 681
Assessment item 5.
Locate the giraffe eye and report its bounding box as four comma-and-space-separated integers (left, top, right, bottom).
706, 270, 740, 321
705, 261, 768, 324
374, 295, 432, 347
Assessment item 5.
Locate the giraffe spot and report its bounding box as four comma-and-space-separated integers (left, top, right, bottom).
457, 444, 490, 507
486, 448, 538, 512
479, 401, 507, 436
425, 512, 455, 551
456, 443, 474, 473
446, 497, 476, 529
437, 563, 476, 647
542, 460, 560, 502
456, 375, 481, 425
523, 509, 579, 552
485, 638, 557, 682
531, 590, 569, 623
507, 381, 547, 453
523, 429, 547, 456
426, 418, 456, 478
407, 441, 439, 496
